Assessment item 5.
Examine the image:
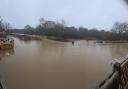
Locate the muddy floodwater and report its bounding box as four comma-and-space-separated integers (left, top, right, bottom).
0, 37, 128, 89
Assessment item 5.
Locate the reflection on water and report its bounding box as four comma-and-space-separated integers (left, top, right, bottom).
0, 38, 128, 89
0, 49, 14, 89
0, 49, 14, 61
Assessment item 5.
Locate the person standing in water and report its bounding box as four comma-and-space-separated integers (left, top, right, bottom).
72, 41, 74, 45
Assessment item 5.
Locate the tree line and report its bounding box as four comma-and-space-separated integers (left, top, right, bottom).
0, 17, 127, 41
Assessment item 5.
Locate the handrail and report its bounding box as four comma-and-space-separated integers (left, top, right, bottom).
94, 55, 128, 89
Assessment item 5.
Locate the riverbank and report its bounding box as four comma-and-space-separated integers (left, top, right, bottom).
11, 33, 42, 40
11, 33, 75, 42
96, 40, 128, 43
11, 33, 128, 43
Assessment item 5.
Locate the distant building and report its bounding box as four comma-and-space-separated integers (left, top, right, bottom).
44, 21, 56, 29
56, 23, 64, 28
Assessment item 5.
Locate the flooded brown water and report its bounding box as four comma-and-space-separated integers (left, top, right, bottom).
0, 37, 128, 89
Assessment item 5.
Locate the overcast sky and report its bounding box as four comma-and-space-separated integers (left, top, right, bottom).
0, 0, 128, 30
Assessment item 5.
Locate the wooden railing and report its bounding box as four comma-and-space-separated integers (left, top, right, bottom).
95, 56, 128, 89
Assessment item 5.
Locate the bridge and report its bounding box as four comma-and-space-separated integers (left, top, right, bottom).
95, 55, 128, 89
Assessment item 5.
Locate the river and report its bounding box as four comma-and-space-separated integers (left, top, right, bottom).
0, 37, 128, 89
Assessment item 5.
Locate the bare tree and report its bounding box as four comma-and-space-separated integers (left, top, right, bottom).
61, 19, 66, 27
0, 16, 11, 31
111, 22, 128, 33
0, 16, 3, 30
39, 18, 45, 27
3, 22, 11, 30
